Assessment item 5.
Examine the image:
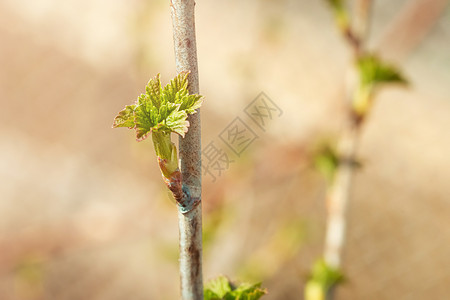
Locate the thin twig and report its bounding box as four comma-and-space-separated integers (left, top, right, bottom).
322, 1, 372, 299
323, 0, 447, 276
375, 0, 448, 62
353, 0, 373, 48
323, 123, 360, 269
170, 0, 203, 299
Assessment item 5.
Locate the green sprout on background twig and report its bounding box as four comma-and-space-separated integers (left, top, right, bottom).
112, 72, 203, 211
313, 142, 362, 184
313, 144, 340, 184
304, 259, 344, 300
326, 0, 362, 50
204, 276, 267, 300
327, 0, 349, 33
353, 55, 407, 118
306, 2, 408, 300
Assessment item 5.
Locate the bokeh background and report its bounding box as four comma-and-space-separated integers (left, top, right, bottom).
1, 0, 450, 299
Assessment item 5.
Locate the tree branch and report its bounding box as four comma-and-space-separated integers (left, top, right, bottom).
170, 0, 203, 299
375, 0, 448, 62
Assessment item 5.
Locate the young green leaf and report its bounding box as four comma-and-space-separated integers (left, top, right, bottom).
112, 104, 136, 128
146, 73, 162, 109
179, 94, 203, 114
204, 276, 267, 300
112, 72, 203, 141
205, 276, 233, 299
305, 259, 344, 300
204, 290, 222, 300
165, 109, 189, 137
229, 282, 267, 300
327, 0, 344, 10
314, 144, 339, 183
357, 55, 407, 88
134, 94, 160, 141
112, 72, 204, 182
161, 71, 189, 105
326, 0, 349, 32
352, 55, 407, 117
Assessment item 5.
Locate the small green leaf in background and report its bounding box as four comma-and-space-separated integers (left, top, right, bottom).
204, 276, 267, 300
326, 0, 349, 32
304, 259, 344, 300
313, 144, 339, 183
327, 0, 344, 11
352, 54, 407, 117
14, 256, 45, 299
357, 54, 407, 88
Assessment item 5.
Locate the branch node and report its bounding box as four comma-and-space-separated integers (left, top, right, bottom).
178, 184, 201, 214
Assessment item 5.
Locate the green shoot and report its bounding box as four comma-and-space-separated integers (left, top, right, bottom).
357, 55, 407, 88
326, 0, 350, 33
353, 55, 407, 117
113, 72, 203, 207
204, 276, 267, 300
305, 259, 344, 300
113, 72, 202, 178
313, 144, 340, 184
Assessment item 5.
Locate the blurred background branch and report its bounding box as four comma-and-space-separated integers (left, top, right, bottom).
375, 0, 449, 62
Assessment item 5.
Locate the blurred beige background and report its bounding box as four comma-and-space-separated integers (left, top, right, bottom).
0, 0, 449, 299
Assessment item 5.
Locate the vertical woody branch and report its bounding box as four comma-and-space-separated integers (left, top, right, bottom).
307, 2, 408, 300
375, 0, 448, 62
353, 0, 372, 48
323, 124, 359, 269
170, 1, 203, 299
324, 0, 372, 269
322, 1, 372, 300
